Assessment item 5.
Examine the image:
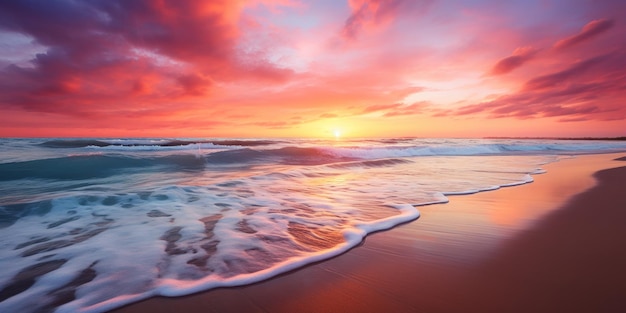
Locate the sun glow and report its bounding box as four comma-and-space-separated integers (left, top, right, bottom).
333, 129, 342, 139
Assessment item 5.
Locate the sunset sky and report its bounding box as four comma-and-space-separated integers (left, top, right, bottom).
1, 0, 625, 138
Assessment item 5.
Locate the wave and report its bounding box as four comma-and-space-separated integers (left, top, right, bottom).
0, 147, 357, 181
324, 141, 626, 159
205, 147, 356, 165
200, 141, 626, 166
36, 139, 626, 160
39, 139, 113, 148
39, 139, 282, 149
328, 158, 413, 169
0, 154, 206, 181
0, 199, 53, 228
205, 144, 527, 166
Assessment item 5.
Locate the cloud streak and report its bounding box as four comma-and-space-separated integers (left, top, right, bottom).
553, 18, 615, 50
361, 102, 429, 117
490, 47, 538, 75
452, 51, 626, 121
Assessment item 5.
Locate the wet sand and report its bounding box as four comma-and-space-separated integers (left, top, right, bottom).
113, 153, 626, 313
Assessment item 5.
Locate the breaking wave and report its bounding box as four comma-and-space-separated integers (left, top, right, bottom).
39, 139, 283, 149
0, 155, 206, 181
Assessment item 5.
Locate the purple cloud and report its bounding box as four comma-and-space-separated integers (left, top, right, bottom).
342, 0, 433, 39
490, 47, 539, 75
0, 0, 290, 115
450, 51, 626, 121
553, 18, 615, 50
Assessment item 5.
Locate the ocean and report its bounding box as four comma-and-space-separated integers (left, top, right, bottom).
1, 137, 625, 313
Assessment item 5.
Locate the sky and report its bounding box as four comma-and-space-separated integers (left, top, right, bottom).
0, 0, 625, 138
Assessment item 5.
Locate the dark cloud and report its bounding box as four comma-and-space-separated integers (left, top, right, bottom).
490, 47, 538, 75
91, 1, 235, 63
553, 18, 615, 50
0, 0, 289, 115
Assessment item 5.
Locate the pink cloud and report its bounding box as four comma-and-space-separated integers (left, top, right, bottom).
342, 0, 433, 39
522, 55, 606, 91
450, 51, 626, 121
383, 102, 429, 117
361, 102, 429, 117
362, 103, 403, 113
490, 47, 539, 75
176, 73, 214, 96
553, 18, 615, 50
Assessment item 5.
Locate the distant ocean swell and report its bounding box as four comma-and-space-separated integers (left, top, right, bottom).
1, 138, 625, 312
38, 139, 283, 148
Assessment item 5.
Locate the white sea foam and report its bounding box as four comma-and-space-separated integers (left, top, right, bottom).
323, 141, 626, 159
84, 142, 231, 152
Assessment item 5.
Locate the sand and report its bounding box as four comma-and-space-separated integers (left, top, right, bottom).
112, 153, 626, 313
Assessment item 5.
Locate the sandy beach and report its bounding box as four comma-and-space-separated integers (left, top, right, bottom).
113, 153, 626, 313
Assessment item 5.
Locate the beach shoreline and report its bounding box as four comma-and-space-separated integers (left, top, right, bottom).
112, 153, 626, 313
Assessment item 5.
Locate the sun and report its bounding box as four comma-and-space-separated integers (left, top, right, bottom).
333, 129, 342, 139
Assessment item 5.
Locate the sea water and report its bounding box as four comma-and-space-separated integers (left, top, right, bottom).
1, 138, 625, 312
